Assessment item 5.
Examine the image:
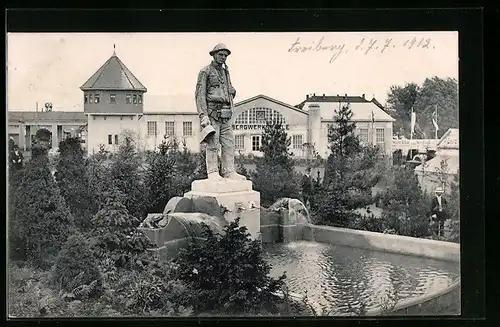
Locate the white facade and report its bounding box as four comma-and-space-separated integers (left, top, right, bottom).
84, 94, 395, 158
414, 129, 459, 195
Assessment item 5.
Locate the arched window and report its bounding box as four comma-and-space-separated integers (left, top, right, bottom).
234, 107, 287, 126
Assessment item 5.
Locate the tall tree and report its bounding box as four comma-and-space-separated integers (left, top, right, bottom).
315, 104, 380, 226
55, 137, 93, 230
9, 147, 74, 266
110, 133, 147, 220
414, 77, 458, 138
385, 82, 420, 137
385, 77, 458, 138
252, 121, 300, 206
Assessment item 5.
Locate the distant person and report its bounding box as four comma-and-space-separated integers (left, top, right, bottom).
430, 187, 448, 237
10, 145, 24, 170
301, 167, 313, 207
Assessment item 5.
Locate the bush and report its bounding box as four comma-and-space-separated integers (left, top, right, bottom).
253, 163, 301, 207
174, 218, 290, 315
50, 233, 102, 296
9, 150, 74, 267
90, 188, 153, 269
144, 139, 206, 214
377, 166, 432, 238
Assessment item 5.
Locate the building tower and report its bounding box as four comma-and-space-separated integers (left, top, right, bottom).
80, 46, 147, 153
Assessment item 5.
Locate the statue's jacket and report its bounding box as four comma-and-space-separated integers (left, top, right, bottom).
195, 61, 237, 120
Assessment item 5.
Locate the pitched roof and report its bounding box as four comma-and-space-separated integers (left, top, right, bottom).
8, 111, 87, 124
80, 54, 147, 92
235, 94, 308, 115
295, 95, 386, 110
306, 100, 395, 122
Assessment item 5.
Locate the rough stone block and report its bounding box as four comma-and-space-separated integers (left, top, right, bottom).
191, 196, 223, 218
164, 197, 194, 214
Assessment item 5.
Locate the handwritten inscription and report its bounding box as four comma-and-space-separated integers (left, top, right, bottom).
287, 36, 435, 63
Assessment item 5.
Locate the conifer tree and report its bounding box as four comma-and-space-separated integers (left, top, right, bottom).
90, 188, 152, 268
9, 146, 74, 266
315, 104, 380, 226
55, 137, 93, 230
253, 121, 300, 206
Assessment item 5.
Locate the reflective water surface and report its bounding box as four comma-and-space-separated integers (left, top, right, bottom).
263, 241, 460, 315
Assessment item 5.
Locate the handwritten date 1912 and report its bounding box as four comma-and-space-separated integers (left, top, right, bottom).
355, 37, 433, 55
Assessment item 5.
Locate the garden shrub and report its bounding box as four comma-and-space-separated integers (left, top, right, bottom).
174, 218, 290, 315
50, 233, 102, 296
90, 188, 153, 269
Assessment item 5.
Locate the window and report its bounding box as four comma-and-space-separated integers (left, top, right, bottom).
292, 135, 303, 149
235, 110, 248, 124
138, 94, 143, 104
94, 94, 100, 103
376, 128, 385, 143
89, 94, 93, 103
252, 135, 261, 151
110, 94, 116, 104
234, 107, 286, 125
126, 94, 132, 104
84, 94, 88, 103
114, 135, 119, 144
183, 122, 193, 136
165, 121, 175, 136
147, 121, 157, 136
133, 95, 137, 104
108, 135, 112, 145
235, 135, 245, 150
358, 128, 369, 143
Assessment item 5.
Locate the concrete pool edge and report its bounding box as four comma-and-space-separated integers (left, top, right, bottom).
365, 279, 461, 316
303, 224, 460, 263
299, 223, 460, 316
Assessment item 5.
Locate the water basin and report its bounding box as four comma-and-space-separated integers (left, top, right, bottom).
263, 241, 460, 315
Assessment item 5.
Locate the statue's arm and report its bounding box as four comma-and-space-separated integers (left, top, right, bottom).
226, 69, 236, 99
195, 70, 209, 119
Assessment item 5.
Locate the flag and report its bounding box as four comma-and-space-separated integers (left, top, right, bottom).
432, 105, 439, 131
410, 107, 416, 135
371, 110, 375, 123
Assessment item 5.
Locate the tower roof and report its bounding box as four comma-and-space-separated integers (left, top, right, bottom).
80, 52, 147, 92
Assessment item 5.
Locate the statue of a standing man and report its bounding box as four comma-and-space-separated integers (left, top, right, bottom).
195, 43, 246, 181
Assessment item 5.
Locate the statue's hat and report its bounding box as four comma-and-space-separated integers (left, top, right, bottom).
209, 43, 231, 56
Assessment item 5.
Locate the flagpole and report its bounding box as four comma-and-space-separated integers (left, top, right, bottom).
410, 107, 413, 140
435, 104, 438, 139
371, 110, 376, 146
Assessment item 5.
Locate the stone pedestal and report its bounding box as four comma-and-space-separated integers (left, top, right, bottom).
184, 179, 261, 240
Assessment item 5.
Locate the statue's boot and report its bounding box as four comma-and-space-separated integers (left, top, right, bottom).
208, 172, 225, 181
223, 171, 247, 180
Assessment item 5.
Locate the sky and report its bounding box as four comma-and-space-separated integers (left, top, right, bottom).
7, 32, 458, 112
